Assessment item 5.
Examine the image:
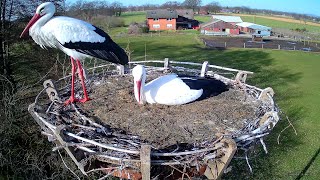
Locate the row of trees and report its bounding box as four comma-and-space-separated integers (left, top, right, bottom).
65, 0, 319, 22
123, 1, 318, 21
1, 0, 82, 179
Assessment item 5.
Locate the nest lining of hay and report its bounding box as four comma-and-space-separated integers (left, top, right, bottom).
77, 71, 265, 149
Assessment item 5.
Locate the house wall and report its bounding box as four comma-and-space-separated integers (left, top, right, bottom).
147, 18, 176, 31
251, 28, 271, 36
202, 21, 239, 35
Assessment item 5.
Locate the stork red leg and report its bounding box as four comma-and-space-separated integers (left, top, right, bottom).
76, 60, 91, 103
64, 57, 79, 105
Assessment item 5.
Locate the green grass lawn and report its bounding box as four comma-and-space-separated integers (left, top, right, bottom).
121, 11, 146, 25
112, 33, 320, 179
194, 15, 212, 23
241, 16, 320, 33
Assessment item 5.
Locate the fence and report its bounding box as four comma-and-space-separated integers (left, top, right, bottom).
202, 37, 320, 52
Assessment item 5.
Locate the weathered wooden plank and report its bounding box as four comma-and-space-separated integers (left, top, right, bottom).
140, 145, 151, 180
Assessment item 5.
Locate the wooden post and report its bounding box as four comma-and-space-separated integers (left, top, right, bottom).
204, 139, 237, 179
140, 145, 151, 180
294, 46, 296, 50
200, 61, 209, 77
258, 87, 275, 102
43, 79, 61, 102
262, 43, 264, 49
117, 65, 124, 75
164, 58, 170, 70
235, 71, 248, 84
278, 44, 280, 50
145, 43, 147, 61
224, 42, 227, 48
243, 42, 246, 48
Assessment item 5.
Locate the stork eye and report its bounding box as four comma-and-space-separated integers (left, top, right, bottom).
40, 7, 45, 13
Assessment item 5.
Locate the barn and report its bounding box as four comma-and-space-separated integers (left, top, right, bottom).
200, 15, 243, 35
236, 22, 272, 37
211, 15, 243, 26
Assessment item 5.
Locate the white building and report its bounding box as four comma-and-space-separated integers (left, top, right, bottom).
236, 22, 272, 37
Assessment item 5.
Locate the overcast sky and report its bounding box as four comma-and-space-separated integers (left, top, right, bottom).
65, 0, 320, 16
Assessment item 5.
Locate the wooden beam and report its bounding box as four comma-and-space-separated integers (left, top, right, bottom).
204, 138, 237, 179
140, 145, 151, 180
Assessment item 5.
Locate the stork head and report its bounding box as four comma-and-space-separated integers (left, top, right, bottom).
20, 2, 55, 38
132, 65, 146, 105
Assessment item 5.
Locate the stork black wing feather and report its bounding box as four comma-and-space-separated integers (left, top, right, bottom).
179, 75, 228, 100
62, 26, 128, 65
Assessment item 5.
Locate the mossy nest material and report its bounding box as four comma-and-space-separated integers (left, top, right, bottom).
81, 73, 262, 149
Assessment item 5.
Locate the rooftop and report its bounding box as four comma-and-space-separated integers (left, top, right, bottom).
236, 22, 272, 30
211, 15, 243, 23
146, 9, 178, 19
176, 9, 194, 19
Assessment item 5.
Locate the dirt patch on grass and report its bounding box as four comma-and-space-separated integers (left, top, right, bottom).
202, 37, 320, 52
81, 74, 261, 149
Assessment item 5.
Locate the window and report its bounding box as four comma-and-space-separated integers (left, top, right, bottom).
153, 24, 160, 29
167, 18, 172, 21
153, 18, 159, 21
167, 24, 173, 28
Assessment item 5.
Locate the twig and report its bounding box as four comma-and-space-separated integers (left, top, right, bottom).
58, 150, 81, 180
277, 112, 298, 144
97, 168, 117, 180
168, 165, 191, 180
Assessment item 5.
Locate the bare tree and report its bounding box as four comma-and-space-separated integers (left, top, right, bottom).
111, 1, 123, 16
161, 1, 182, 9
183, 0, 201, 13
204, 1, 221, 14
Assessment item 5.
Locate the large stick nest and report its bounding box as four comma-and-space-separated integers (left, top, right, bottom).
80, 72, 263, 149
31, 62, 279, 178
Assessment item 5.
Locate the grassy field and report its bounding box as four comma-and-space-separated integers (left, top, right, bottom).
111, 33, 320, 179
81, 11, 320, 179
121, 11, 146, 25
241, 16, 320, 33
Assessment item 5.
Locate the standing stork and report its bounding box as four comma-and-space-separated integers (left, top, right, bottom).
20, 2, 128, 104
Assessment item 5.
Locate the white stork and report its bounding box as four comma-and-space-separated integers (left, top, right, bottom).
132, 65, 228, 105
20, 2, 128, 104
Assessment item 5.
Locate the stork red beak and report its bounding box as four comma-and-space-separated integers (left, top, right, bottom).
136, 80, 142, 104
20, 13, 41, 38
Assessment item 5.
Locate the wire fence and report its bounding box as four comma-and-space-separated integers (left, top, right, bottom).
202, 37, 320, 52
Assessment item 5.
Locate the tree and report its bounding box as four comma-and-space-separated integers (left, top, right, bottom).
183, 0, 201, 13
205, 1, 221, 14
161, 1, 181, 9
110, 1, 123, 16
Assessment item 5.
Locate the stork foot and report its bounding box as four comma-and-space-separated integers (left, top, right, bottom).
64, 97, 79, 105
79, 97, 91, 103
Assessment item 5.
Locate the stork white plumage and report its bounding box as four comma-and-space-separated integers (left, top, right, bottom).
132, 65, 229, 105
131, 65, 197, 105
20, 2, 128, 104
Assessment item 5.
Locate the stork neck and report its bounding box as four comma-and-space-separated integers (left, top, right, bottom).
30, 12, 54, 34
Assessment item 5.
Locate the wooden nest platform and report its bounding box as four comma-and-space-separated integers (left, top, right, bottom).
29, 59, 280, 179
